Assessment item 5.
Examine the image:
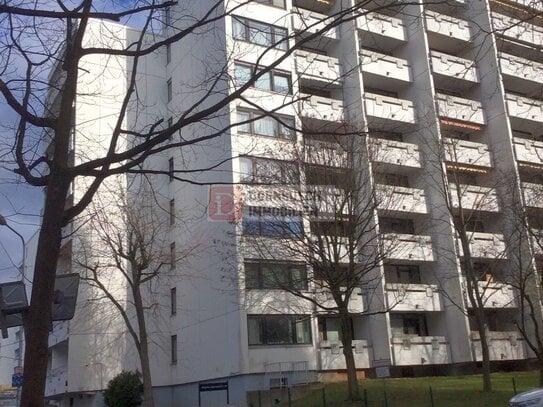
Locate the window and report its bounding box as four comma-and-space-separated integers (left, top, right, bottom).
165, 7, 171, 27
255, 0, 286, 8
166, 43, 171, 64
242, 207, 303, 238
171, 335, 177, 363
170, 242, 176, 269
170, 287, 177, 315
239, 157, 299, 184
247, 315, 311, 345
167, 117, 173, 141
379, 217, 415, 234
167, 78, 172, 102
245, 261, 307, 290
390, 314, 428, 337
169, 199, 175, 225
232, 17, 287, 50
385, 264, 421, 284
168, 157, 174, 182
237, 110, 295, 140
234, 63, 292, 94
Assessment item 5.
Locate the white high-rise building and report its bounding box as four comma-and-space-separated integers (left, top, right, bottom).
11, 1, 543, 406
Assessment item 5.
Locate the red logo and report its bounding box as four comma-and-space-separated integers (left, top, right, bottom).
208, 186, 242, 221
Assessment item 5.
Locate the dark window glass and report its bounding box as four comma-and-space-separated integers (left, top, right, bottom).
247, 315, 312, 345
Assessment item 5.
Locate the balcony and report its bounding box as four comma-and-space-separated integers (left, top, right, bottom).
45, 366, 67, 397
430, 51, 478, 83
391, 336, 451, 366
382, 234, 435, 262
300, 94, 343, 122
500, 53, 543, 85
458, 232, 507, 259
357, 11, 406, 42
320, 339, 370, 370
360, 49, 411, 83
364, 93, 416, 125
444, 138, 492, 168
531, 230, 543, 256
292, 8, 338, 40
48, 321, 69, 348
478, 282, 517, 309
436, 94, 485, 125
376, 185, 428, 214
304, 138, 348, 167
307, 186, 348, 215
471, 331, 525, 361
522, 182, 543, 208
315, 287, 364, 314
506, 94, 543, 123
492, 13, 543, 48
386, 283, 442, 312
295, 50, 341, 84
370, 138, 422, 168
449, 184, 500, 212
514, 137, 543, 166
508, 0, 543, 11
425, 11, 471, 42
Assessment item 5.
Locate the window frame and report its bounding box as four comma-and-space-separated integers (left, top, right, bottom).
234, 62, 292, 95
239, 156, 299, 184
247, 314, 312, 346
167, 78, 172, 102
245, 261, 308, 290
242, 206, 304, 238
254, 0, 286, 9
232, 16, 288, 50
170, 287, 177, 315
171, 334, 177, 364
236, 109, 296, 140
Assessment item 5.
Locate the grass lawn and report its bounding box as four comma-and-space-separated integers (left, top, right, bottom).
285, 370, 539, 407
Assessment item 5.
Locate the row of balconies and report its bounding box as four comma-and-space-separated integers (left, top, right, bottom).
492, 12, 543, 48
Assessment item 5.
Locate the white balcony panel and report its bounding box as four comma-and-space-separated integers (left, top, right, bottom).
506, 94, 543, 123
300, 94, 344, 122
383, 233, 434, 262
371, 139, 422, 168
386, 283, 442, 312
320, 339, 370, 369
244, 291, 312, 314
248, 350, 316, 375
449, 184, 500, 212
436, 94, 485, 124
357, 11, 406, 42
478, 282, 517, 309
391, 336, 451, 365
305, 139, 348, 167
492, 13, 543, 47
444, 138, 492, 168
531, 230, 543, 256
364, 93, 416, 124
425, 11, 471, 42
377, 185, 428, 214
295, 50, 341, 84
522, 182, 543, 208
45, 366, 67, 398
430, 51, 478, 82
48, 321, 69, 348
292, 8, 338, 40
458, 233, 507, 259
471, 331, 525, 361
308, 186, 349, 215
514, 137, 543, 166
508, 0, 543, 11
500, 53, 543, 84
315, 287, 365, 314
360, 50, 411, 83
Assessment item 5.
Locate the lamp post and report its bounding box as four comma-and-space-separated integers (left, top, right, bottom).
0, 215, 26, 407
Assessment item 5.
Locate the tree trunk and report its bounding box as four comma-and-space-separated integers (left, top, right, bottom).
339, 313, 360, 402
20, 179, 71, 407
133, 286, 155, 407
474, 308, 492, 392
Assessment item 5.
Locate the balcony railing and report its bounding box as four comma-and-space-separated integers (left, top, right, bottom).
320, 339, 370, 369
370, 138, 422, 168
300, 94, 343, 122
376, 185, 428, 214
304, 138, 348, 167
492, 12, 543, 48
444, 138, 492, 168
506, 93, 543, 123
386, 283, 442, 312
436, 93, 485, 125
522, 182, 543, 208
292, 8, 338, 40
458, 232, 507, 259
514, 137, 543, 166
382, 233, 434, 262
357, 11, 406, 42
449, 184, 500, 212
364, 93, 416, 124
500, 53, 543, 84
478, 282, 517, 308
360, 49, 411, 83
425, 11, 471, 42
471, 331, 525, 361
315, 287, 364, 314
508, 0, 543, 10
391, 336, 451, 366
295, 50, 342, 84
45, 365, 67, 397
430, 50, 478, 82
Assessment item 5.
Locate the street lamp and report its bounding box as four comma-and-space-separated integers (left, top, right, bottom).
0, 214, 26, 407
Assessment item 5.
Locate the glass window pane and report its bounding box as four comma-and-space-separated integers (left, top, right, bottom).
235, 64, 252, 86
245, 263, 259, 289
273, 73, 290, 94
255, 72, 271, 91
294, 318, 311, 344
249, 21, 272, 46
237, 111, 251, 133
277, 117, 295, 139
242, 208, 260, 235
239, 157, 253, 183
274, 27, 288, 50
263, 316, 290, 344
248, 317, 262, 345
291, 266, 308, 290
233, 18, 246, 41
254, 116, 275, 136
256, 160, 281, 183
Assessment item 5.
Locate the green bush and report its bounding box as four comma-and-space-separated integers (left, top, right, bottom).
104, 371, 143, 407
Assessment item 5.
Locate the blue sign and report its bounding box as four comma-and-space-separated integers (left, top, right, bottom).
12, 373, 23, 387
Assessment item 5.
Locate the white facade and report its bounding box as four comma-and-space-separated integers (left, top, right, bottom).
35, 1, 543, 406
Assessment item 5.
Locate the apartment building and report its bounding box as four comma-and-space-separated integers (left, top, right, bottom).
14, 0, 543, 406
